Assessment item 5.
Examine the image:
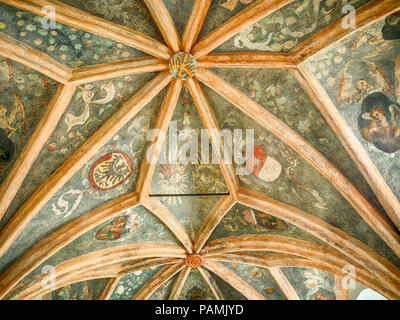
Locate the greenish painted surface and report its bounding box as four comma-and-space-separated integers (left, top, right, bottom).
0, 3, 146, 68
281, 267, 336, 300
305, 14, 400, 203
179, 269, 216, 300
0, 59, 58, 184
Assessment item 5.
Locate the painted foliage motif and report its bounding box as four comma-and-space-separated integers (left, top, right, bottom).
0, 3, 142, 68
110, 266, 161, 300
214, 0, 372, 53
52, 281, 92, 300
50, 99, 159, 220
305, 13, 400, 200
0, 57, 57, 182
204, 85, 400, 268
281, 267, 336, 300
63, 0, 161, 41
151, 87, 227, 201
222, 261, 286, 299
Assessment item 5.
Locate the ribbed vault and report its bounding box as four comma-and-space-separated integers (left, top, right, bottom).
0, 0, 399, 300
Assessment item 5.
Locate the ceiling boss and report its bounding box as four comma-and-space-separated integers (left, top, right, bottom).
185, 253, 204, 268
169, 52, 197, 80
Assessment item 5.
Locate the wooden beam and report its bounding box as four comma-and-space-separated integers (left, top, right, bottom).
291, 0, 400, 62
203, 235, 364, 273
294, 66, 400, 231
236, 189, 400, 296
69, 57, 168, 85
268, 267, 300, 300
193, 195, 236, 253
8, 262, 123, 300
197, 52, 297, 69
97, 277, 120, 300
6, 242, 187, 300
195, 67, 400, 258
120, 257, 183, 276
182, 0, 212, 52
211, 252, 335, 271
203, 259, 265, 300
0, 72, 171, 259
144, 0, 181, 52
132, 263, 185, 300
0, 84, 75, 220
0, 0, 172, 60
192, 0, 296, 58
0, 192, 140, 299
334, 275, 350, 300
136, 79, 183, 200
186, 78, 239, 198
198, 267, 224, 300
8, 257, 182, 300
0, 32, 71, 83
142, 198, 194, 253
168, 266, 191, 300
211, 252, 398, 300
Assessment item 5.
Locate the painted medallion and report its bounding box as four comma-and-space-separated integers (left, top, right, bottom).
89, 152, 133, 191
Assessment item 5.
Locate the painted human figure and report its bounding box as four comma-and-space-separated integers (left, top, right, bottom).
360, 105, 400, 153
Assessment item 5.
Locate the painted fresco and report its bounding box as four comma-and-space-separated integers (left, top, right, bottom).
1, 0, 400, 301
204, 0, 372, 53
0, 94, 163, 275
63, 0, 162, 42
159, 195, 221, 242
199, 0, 254, 40
164, 0, 195, 37
179, 269, 215, 300
281, 267, 336, 300
47, 279, 109, 300
10, 205, 178, 288
305, 13, 400, 202
211, 68, 383, 213
209, 203, 324, 244
110, 266, 162, 300
149, 276, 176, 300
203, 85, 400, 268
151, 86, 227, 197
0, 73, 157, 229
0, 3, 144, 68
221, 261, 286, 299
207, 272, 246, 300
0, 58, 58, 184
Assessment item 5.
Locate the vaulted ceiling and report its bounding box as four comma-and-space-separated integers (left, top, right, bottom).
0, 0, 399, 300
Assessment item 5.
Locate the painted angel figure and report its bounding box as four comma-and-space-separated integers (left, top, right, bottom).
360, 104, 400, 153
358, 54, 400, 154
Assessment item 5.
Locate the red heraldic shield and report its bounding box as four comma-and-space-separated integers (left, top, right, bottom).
246, 145, 282, 183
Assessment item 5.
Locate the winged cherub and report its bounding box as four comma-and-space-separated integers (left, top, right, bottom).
360, 104, 400, 153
